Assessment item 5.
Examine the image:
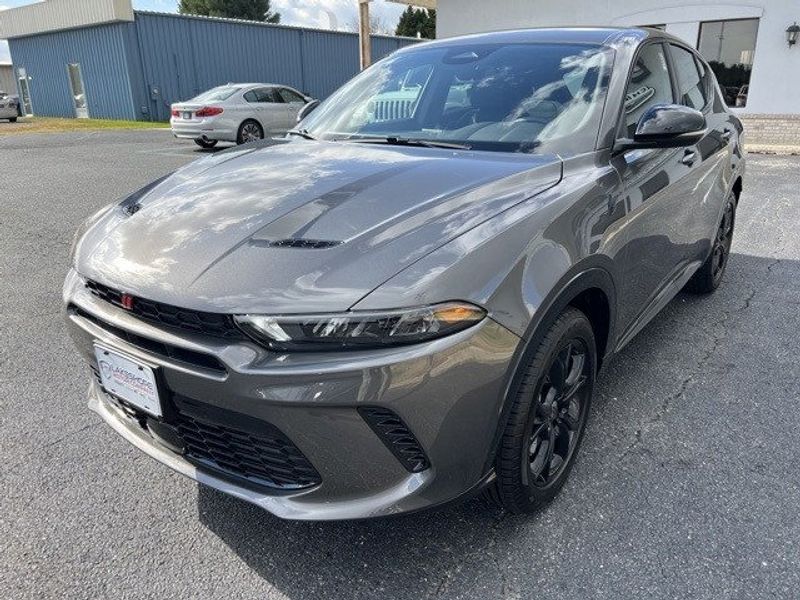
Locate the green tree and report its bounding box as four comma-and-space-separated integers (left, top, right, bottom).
395, 6, 435, 39
178, 0, 280, 23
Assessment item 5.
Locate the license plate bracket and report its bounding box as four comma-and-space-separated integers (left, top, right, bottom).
93, 344, 162, 417
183, 111, 191, 120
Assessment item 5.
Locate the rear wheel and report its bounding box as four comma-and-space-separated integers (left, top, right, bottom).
490, 307, 596, 513
237, 120, 263, 144
685, 192, 736, 294
193, 138, 218, 149
9, 117, 17, 123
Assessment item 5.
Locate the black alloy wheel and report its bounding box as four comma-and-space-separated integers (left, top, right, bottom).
525, 338, 591, 489
685, 192, 737, 294
711, 200, 735, 286
491, 307, 596, 513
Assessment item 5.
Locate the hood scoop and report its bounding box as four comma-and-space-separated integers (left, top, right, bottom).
262, 238, 342, 250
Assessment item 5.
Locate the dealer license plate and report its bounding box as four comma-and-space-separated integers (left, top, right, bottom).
93, 344, 162, 417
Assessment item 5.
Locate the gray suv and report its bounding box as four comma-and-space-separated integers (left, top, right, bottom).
64, 28, 744, 520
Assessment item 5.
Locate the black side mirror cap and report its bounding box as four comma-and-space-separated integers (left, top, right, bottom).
615, 103, 706, 153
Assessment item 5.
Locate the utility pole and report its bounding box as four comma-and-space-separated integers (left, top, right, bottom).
359, 0, 372, 70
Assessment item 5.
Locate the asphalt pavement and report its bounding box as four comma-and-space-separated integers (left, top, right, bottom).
1, 129, 798, 599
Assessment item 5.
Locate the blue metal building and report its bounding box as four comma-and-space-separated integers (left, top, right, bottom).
1, 4, 417, 121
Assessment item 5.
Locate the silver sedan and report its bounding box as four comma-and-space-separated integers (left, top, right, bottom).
170, 83, 313, 148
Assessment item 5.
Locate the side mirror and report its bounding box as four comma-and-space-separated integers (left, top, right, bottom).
616, 104, 706, 152
296, 99, 321, 124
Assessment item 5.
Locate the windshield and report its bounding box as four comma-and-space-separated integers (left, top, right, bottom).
190, 86, 241, 103
301, 42, 614, 154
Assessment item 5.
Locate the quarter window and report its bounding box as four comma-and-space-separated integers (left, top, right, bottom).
622, 43, 673, 137
697, 18, 759, 107
669, 45, 706, 110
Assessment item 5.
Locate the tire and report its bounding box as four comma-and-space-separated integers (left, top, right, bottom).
490, 307, 596, 513
9, 117, 17, 123
684, 192, 736, 294
236, 120, 263, 145
194, 138, 217, 149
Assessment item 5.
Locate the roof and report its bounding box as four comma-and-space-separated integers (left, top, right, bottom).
393, 26, 665, 52
0, 0, 133, 39
134, 10, 420, 43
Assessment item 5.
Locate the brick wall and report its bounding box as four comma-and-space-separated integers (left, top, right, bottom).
740, 114, 800, 150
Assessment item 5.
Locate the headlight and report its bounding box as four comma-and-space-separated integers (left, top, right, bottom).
234, 302, 486, 351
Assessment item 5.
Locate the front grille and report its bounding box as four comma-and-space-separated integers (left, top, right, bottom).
73, 305, 226, 374
85, 279, 244, 340
173, 407, 321, 490
92, 378, 321, 491
358, 406, 430, 473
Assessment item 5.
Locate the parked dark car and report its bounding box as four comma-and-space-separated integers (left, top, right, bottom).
65, 27, 744, 520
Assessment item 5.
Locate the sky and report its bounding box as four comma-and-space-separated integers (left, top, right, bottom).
0, 0, 410, 63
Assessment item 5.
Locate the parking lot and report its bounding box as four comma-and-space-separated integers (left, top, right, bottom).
1, 129, 799, 599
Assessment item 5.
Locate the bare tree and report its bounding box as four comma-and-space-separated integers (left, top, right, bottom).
345, 11, 390, 35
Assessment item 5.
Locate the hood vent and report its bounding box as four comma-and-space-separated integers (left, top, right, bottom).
266, 239, 342, 249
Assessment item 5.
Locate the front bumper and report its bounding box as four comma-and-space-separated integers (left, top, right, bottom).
64, 269, 521, 520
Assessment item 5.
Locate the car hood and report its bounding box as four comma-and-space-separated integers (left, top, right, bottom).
76, 140, 562, 313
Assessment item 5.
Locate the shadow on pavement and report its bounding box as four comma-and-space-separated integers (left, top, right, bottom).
195, 252, 795, 598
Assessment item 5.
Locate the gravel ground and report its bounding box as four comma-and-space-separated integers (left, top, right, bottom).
1, 130, 798, 599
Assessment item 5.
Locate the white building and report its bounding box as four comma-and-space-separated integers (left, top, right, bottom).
392, 0, 800, 146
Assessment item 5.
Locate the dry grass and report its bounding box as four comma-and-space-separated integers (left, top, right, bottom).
0, 116, 169, 135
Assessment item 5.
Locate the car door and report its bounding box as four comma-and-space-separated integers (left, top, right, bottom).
251, 87, 289, 135
277, 87, 307, 126
610, 41, 703, 334
667, 44, 732, 262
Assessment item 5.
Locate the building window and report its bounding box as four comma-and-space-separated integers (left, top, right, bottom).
698, 18, 759, 108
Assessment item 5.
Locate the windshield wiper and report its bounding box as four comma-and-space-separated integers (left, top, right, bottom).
347, 136, 471, 150
286, 128, 317, 140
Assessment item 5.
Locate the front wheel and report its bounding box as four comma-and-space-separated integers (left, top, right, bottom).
684, 192, 736, 294
236, 120, 263, 144
194, 137, 217, 149
490, 307, 596, 513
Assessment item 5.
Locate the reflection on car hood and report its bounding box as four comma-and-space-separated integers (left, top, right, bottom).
76, 140, 562, 313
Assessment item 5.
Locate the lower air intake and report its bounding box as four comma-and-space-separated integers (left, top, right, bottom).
358, 406, 430, 473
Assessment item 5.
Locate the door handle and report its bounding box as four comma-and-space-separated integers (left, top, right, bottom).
681, 150, 696, 166
721, 128, 733, 142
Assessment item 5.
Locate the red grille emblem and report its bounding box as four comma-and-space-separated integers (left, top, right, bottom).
120, 293, 135, 311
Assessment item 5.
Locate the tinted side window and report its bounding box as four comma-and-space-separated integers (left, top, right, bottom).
266, 88, 284, 103
243, 90, 258, 103
279, 88, 305, 103
670, 45, 706, 110
251, 88, 273, 103
623, 43, 673, 137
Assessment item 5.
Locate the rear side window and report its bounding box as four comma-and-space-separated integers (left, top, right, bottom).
669, 45, 707, 110
191, 86, 241, 102
264, 88, 284, 103
623, 43, 673, 137
243, 90, 258, 103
